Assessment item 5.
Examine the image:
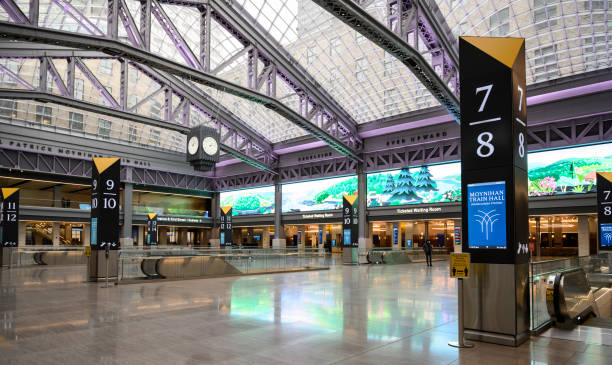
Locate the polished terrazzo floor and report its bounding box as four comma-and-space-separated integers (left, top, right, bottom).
1, 260, 611, 365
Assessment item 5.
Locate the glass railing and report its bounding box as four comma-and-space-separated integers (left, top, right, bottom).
366, 247, 449, 264
118, 247, 329, 282
8, 245, 86, 267
529, 254, 610, 332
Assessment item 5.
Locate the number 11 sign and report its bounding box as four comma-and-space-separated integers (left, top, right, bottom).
597, 173, 612, 251
460, 37, 529, 264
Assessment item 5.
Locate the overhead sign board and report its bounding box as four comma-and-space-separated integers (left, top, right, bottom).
597, 172, 612, 251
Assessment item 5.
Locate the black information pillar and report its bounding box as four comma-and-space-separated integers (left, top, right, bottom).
220, 206, 232, 247
597, 173, 612, 251
91, 157, 121, 250
1, 188, 20, 247
342, 195, 358, 247
459, 36, 530, 346
147, 213, 158, 246
88, 157, 120, 281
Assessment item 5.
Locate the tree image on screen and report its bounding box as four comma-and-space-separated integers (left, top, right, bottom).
390, 168, 421, 203
383, 174, 396, 194
414, 166, 437, 192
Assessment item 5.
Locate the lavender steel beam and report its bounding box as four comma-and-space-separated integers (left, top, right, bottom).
28, 0, 38, 26
0, 22, 360, 160
150, 0, 201, 70
200, 4, 211, 72
0, 0, 29, 24
50, 0, 104, 36
311, 0, 460, 123
0, 63, 35, 90
46, 56, 70, 96
73, 57, 120, 108
118, 0, 144, 48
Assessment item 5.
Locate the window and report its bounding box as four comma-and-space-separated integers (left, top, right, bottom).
129, 67, 139, 83
0, 99, 16, 118
355, 33, 366, 44
330, 37, 341, 57
69, 112, 84, 131
2, 60, 19, 86
305, 46, 315, 64
329, 67, 341, 93
383, 53, 396, 77
73, 78, 84, 100
150, 100, 162, 118
355, 57, 367, 82
129, 94, 138, 109
454, 22, 469, 37
98, 118, 112, 138
149, 129, 161, 146
533, 0, 558, 31
170, 134, 183, 151
383, 88, 399, 116
35, 105, 52, 124
128, 124, 139, 142
489, 7, 509, 36
98, 59, 114, 76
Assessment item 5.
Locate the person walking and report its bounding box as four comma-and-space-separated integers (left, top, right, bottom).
423, 240, 433, 267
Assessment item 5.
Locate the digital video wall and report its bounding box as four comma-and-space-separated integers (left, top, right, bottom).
367, 163, 461, 207
527, 143, 612, 196
367, 142, 612, 207
219, 186, 275, 216
282, 175, 358, 213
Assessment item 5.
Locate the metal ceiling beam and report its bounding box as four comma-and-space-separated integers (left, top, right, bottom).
0, 88, 277, 173
0, 22, 362, 161
209, 1, 361, 144
311, 0, 460, 123
0, 42, 279, 171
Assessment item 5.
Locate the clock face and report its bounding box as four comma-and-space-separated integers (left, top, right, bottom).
187, 136, 199, 155
202, 136, 218, 156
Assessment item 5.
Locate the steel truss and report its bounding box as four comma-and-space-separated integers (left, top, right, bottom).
0, 0, 362, 161
311, 0, 460, 122
0, 146, 212, 190
0, 40, 278, 172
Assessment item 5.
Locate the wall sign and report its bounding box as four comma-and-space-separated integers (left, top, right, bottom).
393, 227, 398, 245
220, 206, 233, 246
459, 36, 529, 264
147, 213, 158, 246
597, 172, 612, 251
1, 188, 19, 247
342, 195, 358, 247
91, 157, 120, 250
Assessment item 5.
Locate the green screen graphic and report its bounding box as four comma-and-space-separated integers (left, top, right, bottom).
282, 176, 358, 213
220, 186, 275, 216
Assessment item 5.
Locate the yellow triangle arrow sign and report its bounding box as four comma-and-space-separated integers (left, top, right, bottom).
461, 36, 524, 68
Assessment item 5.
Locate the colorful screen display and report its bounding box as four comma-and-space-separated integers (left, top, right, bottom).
527, 143, 612, 196
367, 142, 612, 207
282, 176, 357, 213
219, 186, 275, 216
367, 163, 461, 207
466, 181, 507, 249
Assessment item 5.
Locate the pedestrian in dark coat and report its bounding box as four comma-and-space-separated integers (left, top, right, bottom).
423, 240, 433, 267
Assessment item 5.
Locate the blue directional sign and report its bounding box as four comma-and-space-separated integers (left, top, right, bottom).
467, 181, 507, 249
601, 223, 612, 248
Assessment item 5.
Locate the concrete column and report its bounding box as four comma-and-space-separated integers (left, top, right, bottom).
122, 182, 133, 246
553, 217, 562, 247
137, 225, 144, 246
53, 185, 62, 208
424, 221, 430, 244
178, 228, 187, 245
272, 177, 286, 248
262, 226, 270, 248
452, 219, 462, 253
209, 192, 221, 248
158, 227, 168, 245
65, 223, 72, 245
357, 166, 370, 249
578, 215, 590, 257
18, 221, 26, 246
385, 222, 393, 248
83, 223, 90, 246
52, 222, 60, 246
589, 216, 598, 255
404, 221, 414, 248
247, 227, 254, 245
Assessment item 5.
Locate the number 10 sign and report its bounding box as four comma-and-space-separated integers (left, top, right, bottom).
91, 157, 120, 250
